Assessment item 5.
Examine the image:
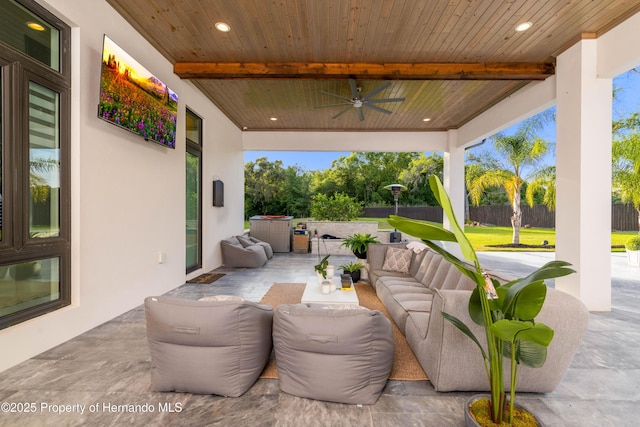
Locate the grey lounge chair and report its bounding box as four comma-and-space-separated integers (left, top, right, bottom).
273, 303, 394, 405
220, 236, 268, 267
145, 296, 273, 397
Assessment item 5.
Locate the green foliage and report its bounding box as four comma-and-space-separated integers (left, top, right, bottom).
314, 255, 330, 279
525, 166, 556, 211
340, 233, 380, 253
310, 192, 363, 221
311, 152, 439, 207
625, 235, 640, 250
339, 261, 362, 273
388, 175, 574, 425
244, 152, 447, 221
244, 157, 313, 219
612, 121, 640, 230
398, 152, 443, 205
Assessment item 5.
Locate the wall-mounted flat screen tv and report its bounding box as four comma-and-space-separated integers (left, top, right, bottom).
97, 35, 178, 148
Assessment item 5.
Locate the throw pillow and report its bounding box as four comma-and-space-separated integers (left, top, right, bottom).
236, 235, 253, 248
382, 247, 412, 273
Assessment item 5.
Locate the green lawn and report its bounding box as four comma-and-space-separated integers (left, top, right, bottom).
244, 217, 636, 252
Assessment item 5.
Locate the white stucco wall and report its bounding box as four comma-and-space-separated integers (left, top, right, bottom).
242, 131, 449, 153
0, 0, 244, 372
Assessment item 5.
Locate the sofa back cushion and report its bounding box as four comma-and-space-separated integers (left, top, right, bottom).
408, 248, 428, 277
417, 251, 445, 286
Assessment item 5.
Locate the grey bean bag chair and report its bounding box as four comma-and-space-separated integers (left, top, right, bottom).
145, 296, 273, 397
273, 303, 394, 405
220, 236, 269, 268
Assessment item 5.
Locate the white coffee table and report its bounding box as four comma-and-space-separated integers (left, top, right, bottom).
301, 276, 359, 305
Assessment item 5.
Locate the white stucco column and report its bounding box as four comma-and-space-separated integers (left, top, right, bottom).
443, 129, 466, 229
555, 39, 612, 311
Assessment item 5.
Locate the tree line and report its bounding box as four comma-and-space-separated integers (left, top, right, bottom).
245, 100, 640, 244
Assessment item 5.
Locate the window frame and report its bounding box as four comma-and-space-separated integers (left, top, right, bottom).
185, 107, 203, 274
0, 0, 71, 329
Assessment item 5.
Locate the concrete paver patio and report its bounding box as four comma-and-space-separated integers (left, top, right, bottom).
0, 251, 637, 426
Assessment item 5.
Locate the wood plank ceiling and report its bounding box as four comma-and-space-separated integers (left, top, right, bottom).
106, 0, 640, 132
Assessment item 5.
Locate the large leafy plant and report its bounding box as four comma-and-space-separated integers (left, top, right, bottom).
340, 233, 380, 255
388, 175, 574, 425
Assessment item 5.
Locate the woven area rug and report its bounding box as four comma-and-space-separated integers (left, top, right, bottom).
258, 282, 428, 381
186, 272, 225, 284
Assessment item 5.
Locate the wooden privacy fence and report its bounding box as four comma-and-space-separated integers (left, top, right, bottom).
468, 205, 554, 228
364, 204, 640, 231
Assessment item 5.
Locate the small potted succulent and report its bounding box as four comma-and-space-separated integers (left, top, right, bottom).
340, 261, 363, 283
340, 233, 380, 259
625, 235, 640, 266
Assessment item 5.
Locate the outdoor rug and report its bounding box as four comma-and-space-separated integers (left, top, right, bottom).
186, 272, 225, 284
258, 282, 428, 381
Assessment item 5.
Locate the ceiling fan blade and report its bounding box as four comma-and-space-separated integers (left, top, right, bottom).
363, 104, 392, 114
362, 81, 391, 100
332, 106, 353, 119
314, 103, 352, 109
367, 97, 406, 103
348, 78, 360, 99
319, 90, 353, 102
357, 107, 365, 121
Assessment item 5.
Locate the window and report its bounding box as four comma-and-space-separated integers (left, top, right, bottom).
185, 108, 202, 273
0, 0, 70, 329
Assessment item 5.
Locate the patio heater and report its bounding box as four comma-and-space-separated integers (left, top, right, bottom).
384, 184, 407, 243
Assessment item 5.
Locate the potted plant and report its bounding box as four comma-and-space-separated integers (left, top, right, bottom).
625, 235, 640, 266
340, 261, 363, 283
314, 254, 331, 283
388, 176, 574, 426
340, 233, 380, 259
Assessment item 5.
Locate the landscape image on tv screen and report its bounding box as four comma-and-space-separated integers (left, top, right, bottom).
98, 35, 178, 148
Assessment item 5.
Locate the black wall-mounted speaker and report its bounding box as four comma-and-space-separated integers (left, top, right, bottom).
213, 180, 224, 207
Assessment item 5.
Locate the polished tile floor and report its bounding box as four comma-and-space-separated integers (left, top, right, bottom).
0, 252, 638, 426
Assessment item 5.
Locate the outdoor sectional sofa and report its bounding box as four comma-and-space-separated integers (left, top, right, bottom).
367, 243, 590, 392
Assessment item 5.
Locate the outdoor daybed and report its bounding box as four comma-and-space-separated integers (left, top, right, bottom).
367, 243, 590, 392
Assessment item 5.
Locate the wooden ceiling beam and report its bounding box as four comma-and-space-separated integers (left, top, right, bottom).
174, 62, 555, 80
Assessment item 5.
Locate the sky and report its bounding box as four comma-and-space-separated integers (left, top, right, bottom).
244, 69, 640, 171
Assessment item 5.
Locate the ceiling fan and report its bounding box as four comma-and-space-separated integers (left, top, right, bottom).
315, 78, 405, 121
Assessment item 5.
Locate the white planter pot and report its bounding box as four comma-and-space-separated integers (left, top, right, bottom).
627, 250, 640, 266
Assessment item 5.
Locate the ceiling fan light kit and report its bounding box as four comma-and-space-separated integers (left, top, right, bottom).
315, 78, 405, 121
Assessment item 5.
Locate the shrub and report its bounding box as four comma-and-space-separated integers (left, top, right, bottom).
310, 192, 363, 221
625, 235, 640, 251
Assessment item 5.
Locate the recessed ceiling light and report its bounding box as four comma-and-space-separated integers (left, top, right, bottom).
215, 22, 231, 32
27, 21, 45, 31
270, 117, 278, 121
515, 21, 533, 32
422, 118, 431, 122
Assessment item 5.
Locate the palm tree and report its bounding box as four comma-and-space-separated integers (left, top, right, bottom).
526, 165, 556, 211
612, 133, 640, 231
467, 134, 549, 244
30, 157, 59, 203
